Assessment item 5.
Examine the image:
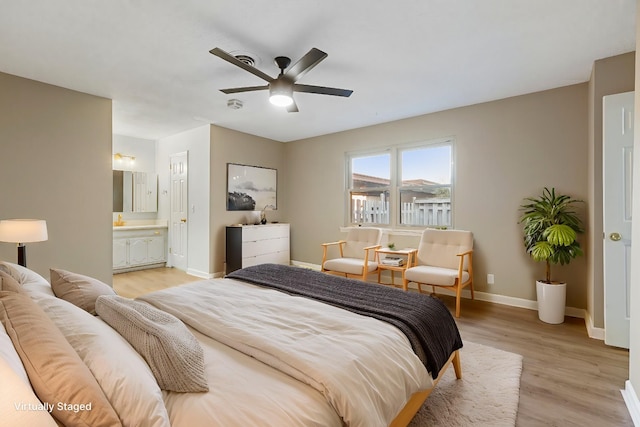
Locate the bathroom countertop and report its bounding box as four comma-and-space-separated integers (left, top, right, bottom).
113, 224, 168, 231
113, 219, 168, 231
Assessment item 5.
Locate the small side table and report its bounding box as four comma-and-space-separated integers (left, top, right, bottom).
375, 248, 417, 288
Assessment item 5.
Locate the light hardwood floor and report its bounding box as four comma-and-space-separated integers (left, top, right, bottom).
113, 267, 633, 427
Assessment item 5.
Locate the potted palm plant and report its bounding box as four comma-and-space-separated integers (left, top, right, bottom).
519, 187, 584, 324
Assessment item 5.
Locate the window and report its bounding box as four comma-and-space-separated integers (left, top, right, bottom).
350, 152, 391, 224
347, 139, 453, 228
399, 144, 452, 226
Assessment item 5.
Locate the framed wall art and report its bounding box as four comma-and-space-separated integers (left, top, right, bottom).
227, 163, 277, 211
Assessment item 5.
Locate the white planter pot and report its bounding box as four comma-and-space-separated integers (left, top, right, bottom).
536, 280, 566, 324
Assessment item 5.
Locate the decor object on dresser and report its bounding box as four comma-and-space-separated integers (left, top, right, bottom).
0, 219, 48, 267
260, 204, 276, 224
519, 187, 584, 324
227, 163, 277, 211
225, 223, 290, 273
321, 227, 382, 282
403, 229, 474, 318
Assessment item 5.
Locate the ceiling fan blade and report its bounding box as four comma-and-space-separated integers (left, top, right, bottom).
284, 48, 327, 82
220, 85, 269, 94
210, 47, 274, 83
293, 83, 353, 97
287, 99, 299, 113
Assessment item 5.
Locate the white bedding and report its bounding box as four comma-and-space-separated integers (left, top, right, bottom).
163, 327, 343, 427
140, 278, 432, 427
2, 262, 435, 427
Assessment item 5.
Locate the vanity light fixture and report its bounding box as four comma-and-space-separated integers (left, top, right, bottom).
113, 153, 136, 164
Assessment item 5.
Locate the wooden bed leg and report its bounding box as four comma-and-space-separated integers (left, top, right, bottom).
389, 350, 461, 427
452, 350, 462, 379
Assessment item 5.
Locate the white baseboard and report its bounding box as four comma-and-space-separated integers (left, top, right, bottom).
186, 268, 214, 279
291, 260, 322, 271
291, 259, 588, 319
585, 310, 606, 340
622, 380, 640, 426
423, 287, 585, 319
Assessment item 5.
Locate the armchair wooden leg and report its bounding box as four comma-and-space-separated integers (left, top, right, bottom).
470, 280, 475, 300
455, 286, 461, 318
452, 350, 462, 379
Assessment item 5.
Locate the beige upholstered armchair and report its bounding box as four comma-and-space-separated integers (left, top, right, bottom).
321, 227, 382, 281
402, 229, 474, 317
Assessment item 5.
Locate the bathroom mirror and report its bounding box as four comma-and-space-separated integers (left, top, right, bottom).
113, 170, 158, 213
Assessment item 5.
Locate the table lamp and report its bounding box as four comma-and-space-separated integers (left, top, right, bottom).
0, 219, 48, 267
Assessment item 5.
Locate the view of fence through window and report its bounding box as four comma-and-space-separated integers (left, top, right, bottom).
349, 143, 452, 227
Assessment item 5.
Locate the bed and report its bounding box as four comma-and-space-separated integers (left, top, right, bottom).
0, 261, 462, 427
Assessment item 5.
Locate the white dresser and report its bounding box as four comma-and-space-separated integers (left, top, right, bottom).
226, 224, 290, 273
113, 226, 167, 273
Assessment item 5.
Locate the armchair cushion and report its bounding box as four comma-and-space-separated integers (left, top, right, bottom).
342, 228, 382, 260
416, 229, 473, 270
404, 266, 470, 287
323, 258, 379, 276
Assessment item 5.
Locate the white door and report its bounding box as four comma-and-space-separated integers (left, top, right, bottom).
169, 152, 188, 271
603, 91, 634, 349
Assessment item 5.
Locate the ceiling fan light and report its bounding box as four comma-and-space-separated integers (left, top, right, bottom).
269, 93, 293, 107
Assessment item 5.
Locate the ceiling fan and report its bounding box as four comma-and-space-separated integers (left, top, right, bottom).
209, 47, 353, 112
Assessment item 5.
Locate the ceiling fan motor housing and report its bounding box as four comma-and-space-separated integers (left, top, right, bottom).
274, 56, 291, 72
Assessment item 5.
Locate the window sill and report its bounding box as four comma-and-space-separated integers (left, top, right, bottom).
340, 226, 423, 237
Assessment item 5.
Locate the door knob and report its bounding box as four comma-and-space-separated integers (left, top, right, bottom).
609, 232, 622, 241
180, 218, 187, 223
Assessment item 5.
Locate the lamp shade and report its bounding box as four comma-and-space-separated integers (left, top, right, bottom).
0, 219, 48, 243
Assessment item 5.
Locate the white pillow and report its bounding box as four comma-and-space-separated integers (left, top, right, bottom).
0, 317, 30, 385
0, 357, 58, 427
35, 294, 171, 427
0, 261, 54, 297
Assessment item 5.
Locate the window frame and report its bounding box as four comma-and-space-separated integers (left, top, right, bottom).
345, 137, 455, 229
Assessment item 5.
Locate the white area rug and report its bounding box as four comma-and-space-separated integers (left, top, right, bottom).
409, 341, 523, 427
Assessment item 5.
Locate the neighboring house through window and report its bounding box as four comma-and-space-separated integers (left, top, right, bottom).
347, 138, 453, 228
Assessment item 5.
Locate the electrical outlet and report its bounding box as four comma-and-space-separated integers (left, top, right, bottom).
487, 274, 495, 285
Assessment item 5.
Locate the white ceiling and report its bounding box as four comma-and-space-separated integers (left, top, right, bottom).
0, 1, 635, 142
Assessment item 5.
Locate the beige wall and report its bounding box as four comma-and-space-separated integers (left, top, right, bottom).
210, 126, 287, 275
587, 52, 635, 328
286, 84, 589, 307
0, 72, 113, 283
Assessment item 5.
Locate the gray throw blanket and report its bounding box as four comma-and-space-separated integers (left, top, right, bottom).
227, 263, 463, 378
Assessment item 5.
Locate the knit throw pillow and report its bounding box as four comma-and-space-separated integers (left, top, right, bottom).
95, 295, 208, 393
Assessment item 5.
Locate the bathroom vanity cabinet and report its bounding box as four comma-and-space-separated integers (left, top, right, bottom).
113, 226, 167, 272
